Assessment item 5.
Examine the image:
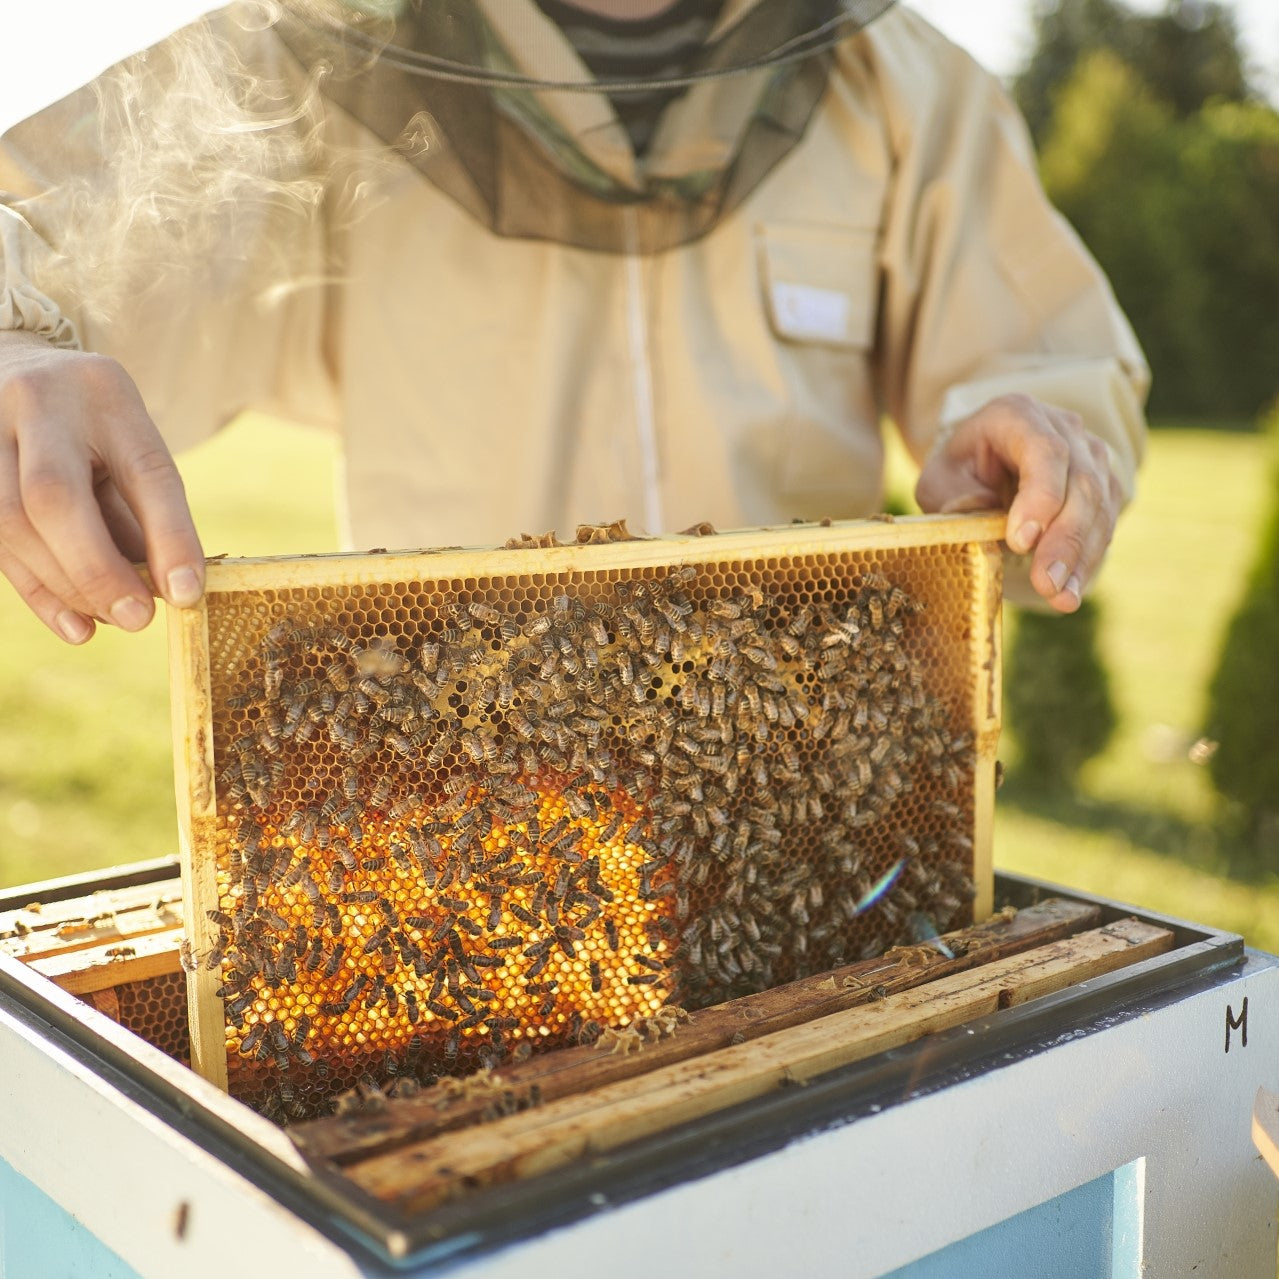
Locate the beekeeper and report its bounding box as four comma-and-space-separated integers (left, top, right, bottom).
0, 0, 1147, 645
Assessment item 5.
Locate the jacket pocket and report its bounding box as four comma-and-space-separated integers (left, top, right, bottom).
754, 221, 882, 507
757, 221, 878, 349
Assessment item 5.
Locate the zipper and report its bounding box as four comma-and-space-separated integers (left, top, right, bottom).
622, 209, 665, 535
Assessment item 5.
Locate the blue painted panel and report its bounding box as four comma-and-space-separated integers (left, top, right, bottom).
1109, 1159, 1144, 1277
882, 1165, 1140, 1279
0, 1152, 144, 1279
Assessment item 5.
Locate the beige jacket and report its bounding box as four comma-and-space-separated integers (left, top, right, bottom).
0, 2, 1148, 552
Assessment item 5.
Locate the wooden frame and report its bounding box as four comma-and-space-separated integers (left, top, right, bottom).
168, 513, 1006, 1095
29, 932, 183, 996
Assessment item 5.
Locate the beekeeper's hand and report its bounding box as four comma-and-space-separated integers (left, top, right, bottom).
0, 332, 204, 643
914, 393, 1123, 614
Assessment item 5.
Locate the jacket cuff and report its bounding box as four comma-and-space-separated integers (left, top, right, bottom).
0, 207, 82, 349
0, 280, 80, 349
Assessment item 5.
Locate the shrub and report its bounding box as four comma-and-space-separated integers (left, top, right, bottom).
1204, 406, 1279, 855
1004, 596, 1117, 791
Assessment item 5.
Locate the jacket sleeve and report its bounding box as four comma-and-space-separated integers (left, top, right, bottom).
856, 9, 1149, 507
0, 8, 338, 455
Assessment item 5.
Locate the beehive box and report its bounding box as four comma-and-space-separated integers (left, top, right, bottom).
0, 870, 189, 1063
169, 515, 1003, 1122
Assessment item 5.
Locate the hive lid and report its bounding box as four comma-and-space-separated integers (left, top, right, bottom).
168, 513, 1004, 1116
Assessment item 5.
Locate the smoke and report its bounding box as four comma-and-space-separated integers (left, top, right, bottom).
30, 0, 412, 328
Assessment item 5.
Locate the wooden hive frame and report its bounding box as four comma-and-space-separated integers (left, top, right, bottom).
168, 514, 1004, 1102
0, 864, 191, 1063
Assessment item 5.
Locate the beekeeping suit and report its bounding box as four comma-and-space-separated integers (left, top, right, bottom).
0, 0, 1146, 631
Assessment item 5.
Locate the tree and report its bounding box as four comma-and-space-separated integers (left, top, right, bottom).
1017, 0, 1133, 143
1016, 0, 1250, 146
1136, 3, 1251, 118
1174, 101, 1279, 418
1038, 51, 1205, 416
1037, 49, 1279, 420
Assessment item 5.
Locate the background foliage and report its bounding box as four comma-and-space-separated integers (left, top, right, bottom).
1003, 598, 1117, 791
1017, 0, 1279, 421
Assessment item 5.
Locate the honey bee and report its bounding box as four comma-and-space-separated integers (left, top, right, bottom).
278, 855, 308, 890
239, 1022, 267, 1056
426, 731, 457, 770
355, 975, 383, 1011
465, 600, 501, 625
382, 984, 400, 1019
225, 991, 255, 1022
402, 989, 420, 1025
475, 934, 520, 955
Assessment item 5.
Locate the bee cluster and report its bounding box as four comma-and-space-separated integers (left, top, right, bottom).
202, 547, 976, 1123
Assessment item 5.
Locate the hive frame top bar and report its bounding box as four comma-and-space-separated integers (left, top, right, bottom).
198, 514, 1009, 591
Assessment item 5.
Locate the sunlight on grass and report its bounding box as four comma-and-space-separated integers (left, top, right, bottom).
1089, 431, 1272, 825
996, 808, 1279, 954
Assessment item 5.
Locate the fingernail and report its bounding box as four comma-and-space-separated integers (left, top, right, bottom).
167, 566, 203, 608
56, 610, 92, 644
1063, 574, 1082, 603
1046, 561, 1069, 594
110, 596, 151, 631
1010, 521, 1042, 555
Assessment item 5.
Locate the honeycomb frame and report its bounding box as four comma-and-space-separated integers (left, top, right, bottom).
169, 515, 1003, 1112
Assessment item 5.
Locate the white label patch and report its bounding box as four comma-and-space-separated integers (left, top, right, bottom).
771, 282, 853, 343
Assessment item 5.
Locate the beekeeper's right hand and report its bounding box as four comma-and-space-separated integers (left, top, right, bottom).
0, 332, 205, 643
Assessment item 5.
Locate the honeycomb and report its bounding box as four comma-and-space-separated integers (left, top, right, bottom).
178, 525, 996, 1122
115, 971, 191, 1065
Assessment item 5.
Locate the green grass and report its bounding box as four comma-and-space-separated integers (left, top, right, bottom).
994, 427, 1279, 948
3, 415, 1277, 954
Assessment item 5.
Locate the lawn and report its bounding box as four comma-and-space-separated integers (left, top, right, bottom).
1, 415, 1276, 949
994, 425, 1279, 947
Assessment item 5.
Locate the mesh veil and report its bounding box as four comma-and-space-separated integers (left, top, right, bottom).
276, 0, 896, 254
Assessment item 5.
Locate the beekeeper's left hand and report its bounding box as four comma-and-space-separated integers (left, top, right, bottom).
914, 393, 1123, 614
